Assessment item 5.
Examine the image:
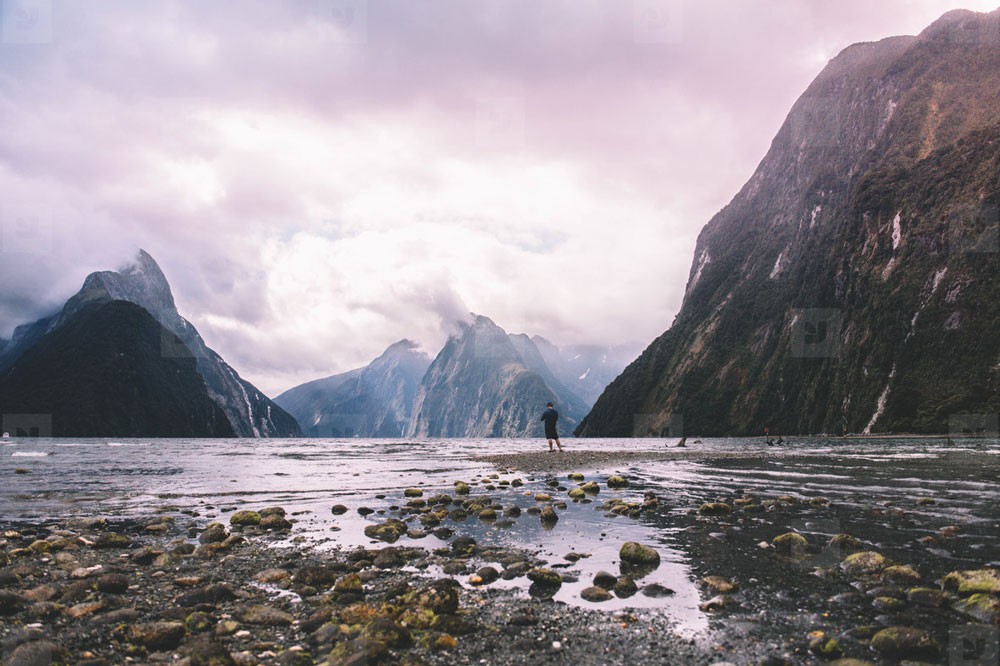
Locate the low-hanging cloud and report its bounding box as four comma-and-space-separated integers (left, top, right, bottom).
0, 0, 996, 394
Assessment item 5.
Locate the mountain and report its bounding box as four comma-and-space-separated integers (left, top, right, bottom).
406, 315, 586, 438
275, 340, 431, 437
531, 336, 642, 406
1, 250, 300, 437
0, 301, 234, 437
578, 9, 1000, 437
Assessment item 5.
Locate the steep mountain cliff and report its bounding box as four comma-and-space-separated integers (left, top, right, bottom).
275, 340, 431, 437
578, 9, 1000, 437
1, 251, 300, 437
407, 315, 585, 438
0, 301, 234, 437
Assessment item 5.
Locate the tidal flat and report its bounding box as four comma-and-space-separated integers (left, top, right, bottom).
2, 437, 998, 664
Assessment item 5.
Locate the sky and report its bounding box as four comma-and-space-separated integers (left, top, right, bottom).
1, 0, 998, 396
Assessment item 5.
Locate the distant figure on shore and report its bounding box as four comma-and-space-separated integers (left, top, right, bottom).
676, 436, 687, 448
541, 402, 563, 452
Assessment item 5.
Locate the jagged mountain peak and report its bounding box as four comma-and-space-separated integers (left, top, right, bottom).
918, 7, 1000, 43
378, 339, 427, 358
73, 249, 181, 329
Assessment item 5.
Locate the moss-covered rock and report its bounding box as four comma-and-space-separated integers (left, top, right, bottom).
433, 633, 457, 650
199, 523, 228, 544
869, 626, 939, 660
698, 502, 731, 516
606, 475, 629, 489
952, 593, 1000, 624
403, 488, 423, 498
363, 519, 408, 544
404, 579, 460, 614
620, 542, 660, 566
580, 481, 600, 494
328, 638, 388, 665
702, 576, 737, 594
827, 533, 863, 554
229, 511, 261, 526
942, 569, 1000, 595
808, 634, 844, 659
593, 571, 617, 589
881, 564, 921, 586
334, 573, 364, 595
581, 586, 613, 602
906, 587, 947, 607
186, 611, 214, 633
94, 532, 132, 549
363, 617, 412, 649
127, 621, 186, 650
527, 568, 562, 586
613, 576, 638, 598
260, 514, 292, 530
568, 473, 585, 481
840, 551, 889, 577
568, 488, 585, 500
453, 482, 471, 495
771, 532, 808, 554
540, 506, 558, 524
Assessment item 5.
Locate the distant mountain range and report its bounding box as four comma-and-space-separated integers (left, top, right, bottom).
278, 315, 637, 439
0, 249, 637, 438
0, 251, 300, 438
275, 340, 430, 437
578, 8, 1000, 437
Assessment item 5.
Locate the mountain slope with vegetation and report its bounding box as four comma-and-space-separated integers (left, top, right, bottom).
579, 9, 1000, 437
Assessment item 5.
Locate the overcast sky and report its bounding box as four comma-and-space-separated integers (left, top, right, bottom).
0, 0, 996, 395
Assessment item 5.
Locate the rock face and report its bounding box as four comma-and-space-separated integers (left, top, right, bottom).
406, 315, 587, 438
579, 9, 1000, 436
0, 250, 300, 437
276, 340, 431, 437
0, 301, 234, 437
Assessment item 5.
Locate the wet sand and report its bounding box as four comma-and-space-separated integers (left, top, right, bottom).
472, 448, 781, 473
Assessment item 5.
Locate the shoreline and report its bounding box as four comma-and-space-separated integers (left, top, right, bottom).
4, 450, 999, 665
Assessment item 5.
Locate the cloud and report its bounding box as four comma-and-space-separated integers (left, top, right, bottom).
0, 0, 993, 393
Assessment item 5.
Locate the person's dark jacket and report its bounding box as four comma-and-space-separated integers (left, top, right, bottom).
541, 407, 559, 437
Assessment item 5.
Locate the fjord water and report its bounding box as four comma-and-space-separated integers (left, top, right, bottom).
3, 437, 999, 636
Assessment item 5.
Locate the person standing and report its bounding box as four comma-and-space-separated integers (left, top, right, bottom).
541, 402, 563, 452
